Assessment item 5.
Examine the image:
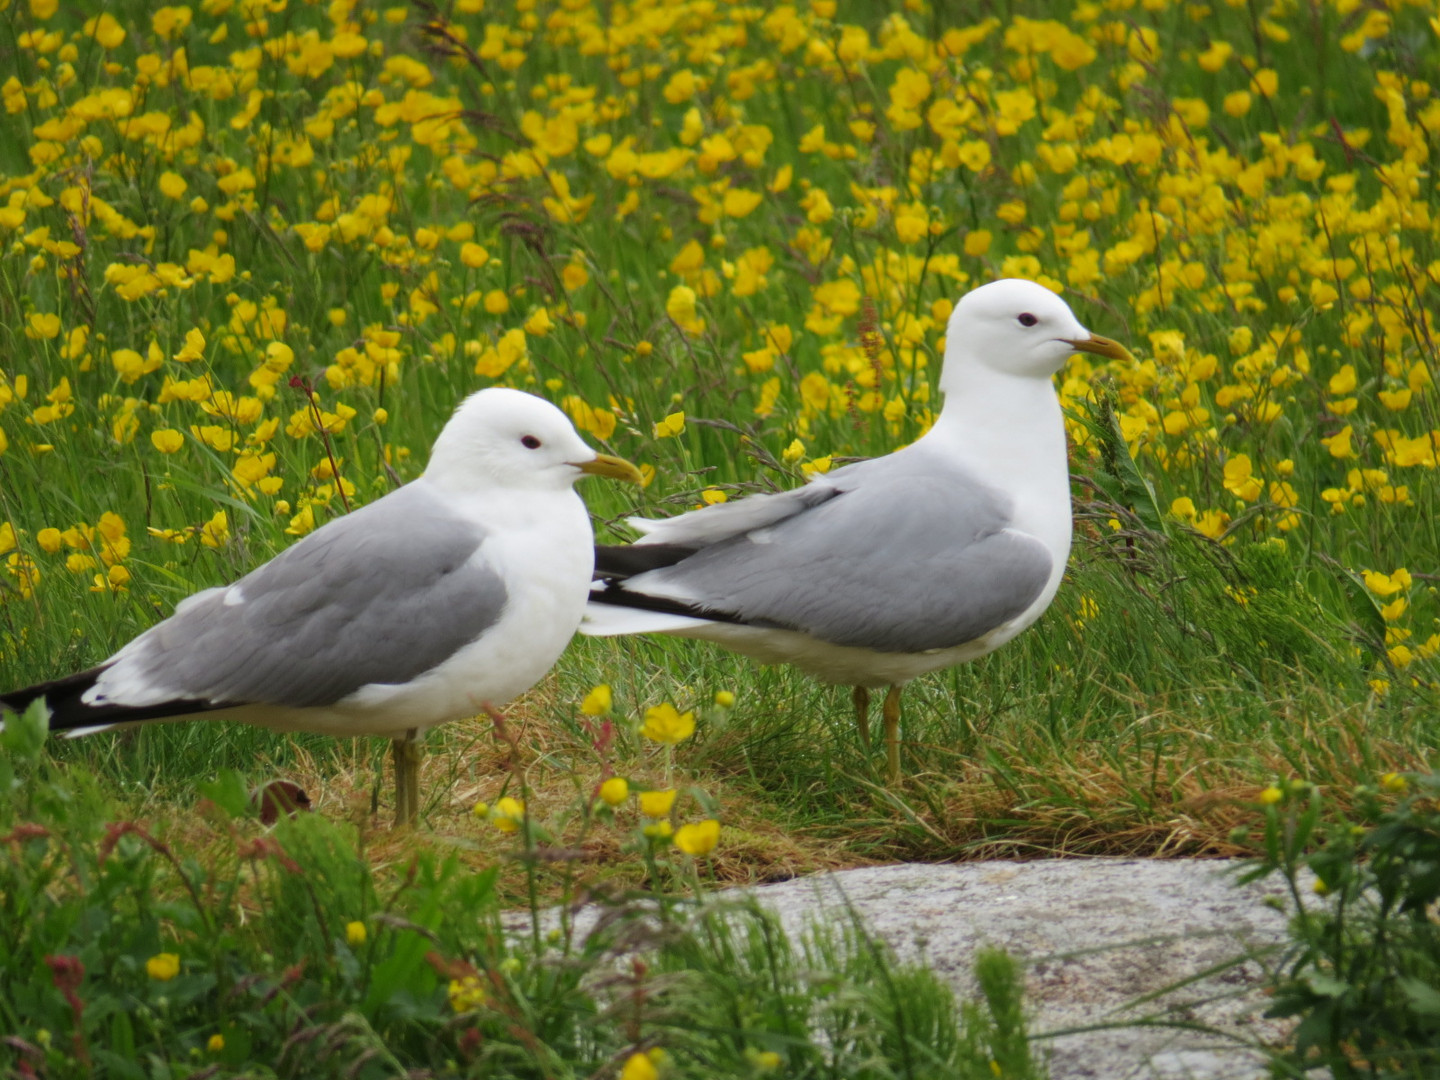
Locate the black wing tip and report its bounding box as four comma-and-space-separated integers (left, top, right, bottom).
589, 582, 750, 627
2, 668, 103, 731
593, 542, 699, 580
2, 667, 222, 733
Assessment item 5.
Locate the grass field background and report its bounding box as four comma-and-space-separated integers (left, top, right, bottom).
1, 0, 1438, 870
3, 0, 1440, 1073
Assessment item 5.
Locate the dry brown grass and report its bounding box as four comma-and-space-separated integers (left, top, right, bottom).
118, 677, 1433, 919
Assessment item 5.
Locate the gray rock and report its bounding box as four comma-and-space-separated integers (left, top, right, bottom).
747, 860, 1303, 1080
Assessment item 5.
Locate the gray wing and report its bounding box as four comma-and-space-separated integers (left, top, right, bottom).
629, 481, 841, 546
113, 482, 508, 707
632, 454, 1053, 654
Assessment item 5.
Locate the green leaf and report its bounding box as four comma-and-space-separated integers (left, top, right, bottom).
1072, 392, 1168, 534
0, 698, 50, 763
1399, 977, 1440, 1016
1324, 562, 1388, 663
1304, 973, 1351, 999
197, 768, 251, 819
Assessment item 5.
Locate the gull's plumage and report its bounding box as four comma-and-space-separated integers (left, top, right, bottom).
583, 279, 1128, 777
2, 388, 641, 819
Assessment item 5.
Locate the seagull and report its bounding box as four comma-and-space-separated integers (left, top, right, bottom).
1, 388, 642, 824
582, 279, 1128, 782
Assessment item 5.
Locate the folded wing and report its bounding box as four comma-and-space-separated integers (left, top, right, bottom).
589, 452, 1053, 654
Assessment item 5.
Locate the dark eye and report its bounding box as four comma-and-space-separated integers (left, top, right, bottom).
1018, 313, 1038, 327
521, 435, 542, 449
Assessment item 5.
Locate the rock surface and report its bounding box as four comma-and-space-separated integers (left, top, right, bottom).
747, 859, 1301, 1080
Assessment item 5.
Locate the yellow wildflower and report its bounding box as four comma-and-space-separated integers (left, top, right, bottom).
491, 796, 525, 833
199, 510, 229, 548
174, 327, 206, 362
641, 703, 695, 745
1221, 455, 1262, 501
665, 285, 704, 335
159, 172, 188, 199
581, 685, 612, 716
84, 12, 126, 48
1380, 772, 1407, 793
653, 412, 686, 438
146, 953, 180, 981
638, 789, 677, 818
151, 430, 184, 454
448, 975, 487, 1013
25, 313, 60, 339
1362, 568, 1411, 597
673, 819, 720, 856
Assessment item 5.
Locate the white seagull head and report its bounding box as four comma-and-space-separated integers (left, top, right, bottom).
942, 278, 1129, 387
426, 387, 641, 492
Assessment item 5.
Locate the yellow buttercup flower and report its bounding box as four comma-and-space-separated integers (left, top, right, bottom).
599, 777, 629, 806
491, 796, 526, 833
448, 975, 487, 1012
665, 285, 704, 335
673, 819, 720, 856
652, 412, 686, 439
25, 313, 60, 339
83, 12, 126, 48
151, 429, 184, 454
638, 789, 676, 818
641, 703, 695, 745
964, 229, 991, 256
174, 327, 206, 362
159, 171, 188, 199
580, 684, 612, 716
146, 953, 180, 981
1222, 455, 1262, 502
199, 511, 230, 548
1361, 568, 1411, 597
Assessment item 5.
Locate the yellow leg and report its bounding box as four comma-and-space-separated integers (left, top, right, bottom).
852, 685, 871, 750
882, 686, 902, 784
392, 729, 422, 826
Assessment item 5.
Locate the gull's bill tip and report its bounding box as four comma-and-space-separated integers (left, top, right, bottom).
574, 453, 643, 484
1063, 333, 1131, 363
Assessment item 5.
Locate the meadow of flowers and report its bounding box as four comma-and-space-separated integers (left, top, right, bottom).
2, 0, 1440, 1073
0, 0, 1437, 830
2, 0, 1437, 663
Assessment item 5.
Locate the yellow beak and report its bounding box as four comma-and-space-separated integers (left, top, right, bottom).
573, 453, 643, 484
1063, 332, 1132, 363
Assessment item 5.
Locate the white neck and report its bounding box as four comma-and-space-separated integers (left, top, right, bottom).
921, 359, 1072, 555
422, 457, 490, 496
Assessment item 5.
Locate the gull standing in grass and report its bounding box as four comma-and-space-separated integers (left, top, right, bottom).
1, 389, 642, 824
583, 279, 1128, 782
